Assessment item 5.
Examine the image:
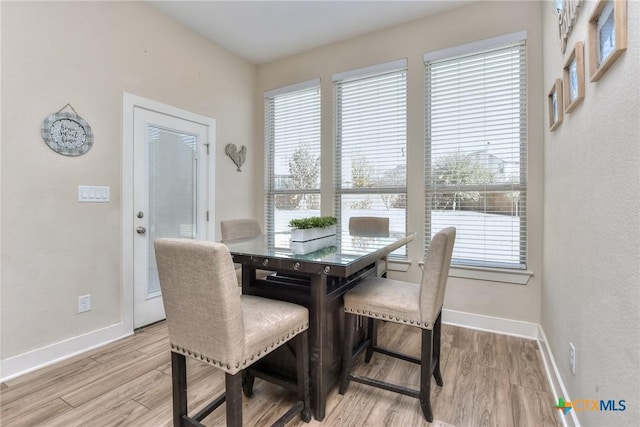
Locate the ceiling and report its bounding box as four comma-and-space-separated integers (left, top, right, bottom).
148, 1, 473, 64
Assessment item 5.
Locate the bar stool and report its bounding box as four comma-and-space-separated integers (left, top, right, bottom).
339, 227, 456, 422
348, 216, 390, 277
154, 238, 311, 427
220, 218, 271, 285
220, 218, 262, 241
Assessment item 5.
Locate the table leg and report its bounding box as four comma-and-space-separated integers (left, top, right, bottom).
308, 273, 327, 421
241, 264, 256, 294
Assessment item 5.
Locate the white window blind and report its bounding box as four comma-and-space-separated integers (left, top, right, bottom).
425, 37, 527, 269
265, 80, 321, 243
334, 61, 407, 256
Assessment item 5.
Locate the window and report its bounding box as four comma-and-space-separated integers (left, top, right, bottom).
264, 80, 321, 244
425, 32, 527, 269
333, 60, 408, 255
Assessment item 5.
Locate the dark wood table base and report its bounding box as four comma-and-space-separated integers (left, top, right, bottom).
240, 264, 375, 421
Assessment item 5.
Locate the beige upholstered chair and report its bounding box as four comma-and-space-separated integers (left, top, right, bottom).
348, 216, 390, 277
220, 218, 263, 241
348, 216, 390, 237
220, 219, 271, 284
154, 239, 311, 427
339, 227, 456, 422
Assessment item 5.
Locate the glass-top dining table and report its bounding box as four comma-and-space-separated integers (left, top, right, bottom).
223, 230, 415, 421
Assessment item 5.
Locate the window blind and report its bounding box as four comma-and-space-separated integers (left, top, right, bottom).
425, 37, 527, 269
334, 61, 407, 256
265, 80, 321, 243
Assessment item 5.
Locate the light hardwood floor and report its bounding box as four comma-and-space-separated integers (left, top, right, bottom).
1, 321, 562, 426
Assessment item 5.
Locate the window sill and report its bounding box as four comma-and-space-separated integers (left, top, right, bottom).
418, 262, 532, 285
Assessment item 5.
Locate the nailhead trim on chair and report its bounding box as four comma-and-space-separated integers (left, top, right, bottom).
345, 307, 429, 329
170, 322, 309, 374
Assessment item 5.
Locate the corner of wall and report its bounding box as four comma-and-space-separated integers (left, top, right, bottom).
537, 325, 581, 427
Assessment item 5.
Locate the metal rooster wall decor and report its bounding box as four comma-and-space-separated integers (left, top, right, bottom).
225, 143, 246, 171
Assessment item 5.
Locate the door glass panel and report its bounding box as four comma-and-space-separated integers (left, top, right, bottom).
147, 126, 198, 297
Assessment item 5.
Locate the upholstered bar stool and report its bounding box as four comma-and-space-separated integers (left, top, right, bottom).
348, 216, 390, 277
154, 239, 311, 427
339, 227, 456, 422
348, 216, 390, 238
220, 218, 271, 285
220, 218, 262, 241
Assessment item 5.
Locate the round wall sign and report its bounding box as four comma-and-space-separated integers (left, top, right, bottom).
41, 111, 93, 156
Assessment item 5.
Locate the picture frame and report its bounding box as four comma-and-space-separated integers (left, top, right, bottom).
588, 0, 627, 82
548, 79, 563, 131
563, 41, 585, 113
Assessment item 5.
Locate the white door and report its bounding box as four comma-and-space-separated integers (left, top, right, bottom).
132, 108, 210, 328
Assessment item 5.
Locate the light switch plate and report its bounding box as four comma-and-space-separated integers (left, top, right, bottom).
78, 185, 110, 203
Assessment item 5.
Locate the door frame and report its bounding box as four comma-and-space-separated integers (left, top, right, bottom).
122, 92, 216, 331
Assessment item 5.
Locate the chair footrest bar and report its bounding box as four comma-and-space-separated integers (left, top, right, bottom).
182, 415, 207, 427
348, 373, 420, 399
250, 367, 299, 393
192, 393, 226, 422
271, 401, 304, 427
352, 338, 371, 359
372, 346, 420, 365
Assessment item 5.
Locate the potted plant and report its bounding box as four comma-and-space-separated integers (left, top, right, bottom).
289, 216, 338, 242
289, 216, 338, 254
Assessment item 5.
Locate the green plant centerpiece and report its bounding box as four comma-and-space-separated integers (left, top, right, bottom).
289, 216, 338, 254
288, 216, 337, 230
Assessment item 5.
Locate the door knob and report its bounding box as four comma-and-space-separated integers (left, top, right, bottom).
136, 226, 146, 235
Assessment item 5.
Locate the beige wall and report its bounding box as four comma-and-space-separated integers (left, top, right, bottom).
256, 1, 545, 323
541, 1, 640, 424
1, 1, 257, 361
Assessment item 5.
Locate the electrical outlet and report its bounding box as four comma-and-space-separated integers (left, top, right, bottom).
569, 342, 576, 375
78, 295, 91, 313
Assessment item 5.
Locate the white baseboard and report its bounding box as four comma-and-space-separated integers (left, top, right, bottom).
442, 308, 539, 339
537, 325, 581, 427
0, 322, 132, 382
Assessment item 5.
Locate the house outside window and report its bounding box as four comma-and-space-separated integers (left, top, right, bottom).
333, 60, 408, 256
425, 32, 528, 269
264, 79, 321, 246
